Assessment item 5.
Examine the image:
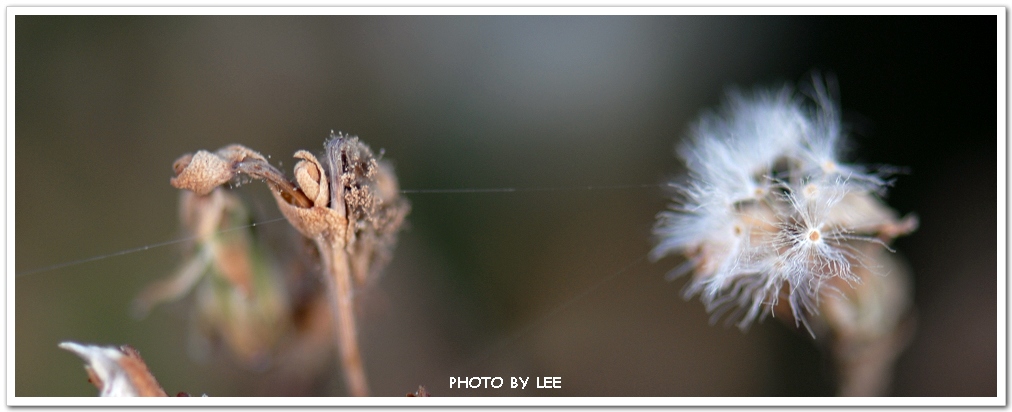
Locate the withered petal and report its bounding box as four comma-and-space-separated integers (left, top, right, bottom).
170, 150, 235, 195
59, 342, 169, 397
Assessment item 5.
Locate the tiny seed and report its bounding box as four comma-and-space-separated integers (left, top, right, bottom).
808, 230, 821, 241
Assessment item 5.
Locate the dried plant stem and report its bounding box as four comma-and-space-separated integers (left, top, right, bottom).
821, 245, 918, 396
316, 237, 369, 397
168, 134, 408, 396
833, 314, 916, 396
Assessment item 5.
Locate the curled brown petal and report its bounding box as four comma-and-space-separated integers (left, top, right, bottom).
215, 144, 268, 164
234, 158, 312, 209
170, 144, 313, 208
172, 153, 193, 176
170, 150, 234, 196
272, 193, 346, 242
293, 150, 329, 208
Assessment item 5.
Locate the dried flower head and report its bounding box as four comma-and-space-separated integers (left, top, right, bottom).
652, 78, 917, 336
167, 132, 409, 397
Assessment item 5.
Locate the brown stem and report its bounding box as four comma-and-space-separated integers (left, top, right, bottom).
316, 237, 370, 397
235, 159, 313, 209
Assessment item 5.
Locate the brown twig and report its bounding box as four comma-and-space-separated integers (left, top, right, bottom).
316, 236, 369, 396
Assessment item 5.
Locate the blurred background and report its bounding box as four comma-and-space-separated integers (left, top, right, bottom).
15, 14, 997, 397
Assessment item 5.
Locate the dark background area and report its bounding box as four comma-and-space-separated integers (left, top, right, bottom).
15, 14, 997, 397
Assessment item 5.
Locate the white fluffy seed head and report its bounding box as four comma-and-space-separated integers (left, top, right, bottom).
652, 77, 911, 334
678, 87, 809, 205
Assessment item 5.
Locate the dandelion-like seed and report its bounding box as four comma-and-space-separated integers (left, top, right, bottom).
652, 76, 918, 396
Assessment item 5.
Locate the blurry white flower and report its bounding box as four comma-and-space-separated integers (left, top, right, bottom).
652, 77, 917, 336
